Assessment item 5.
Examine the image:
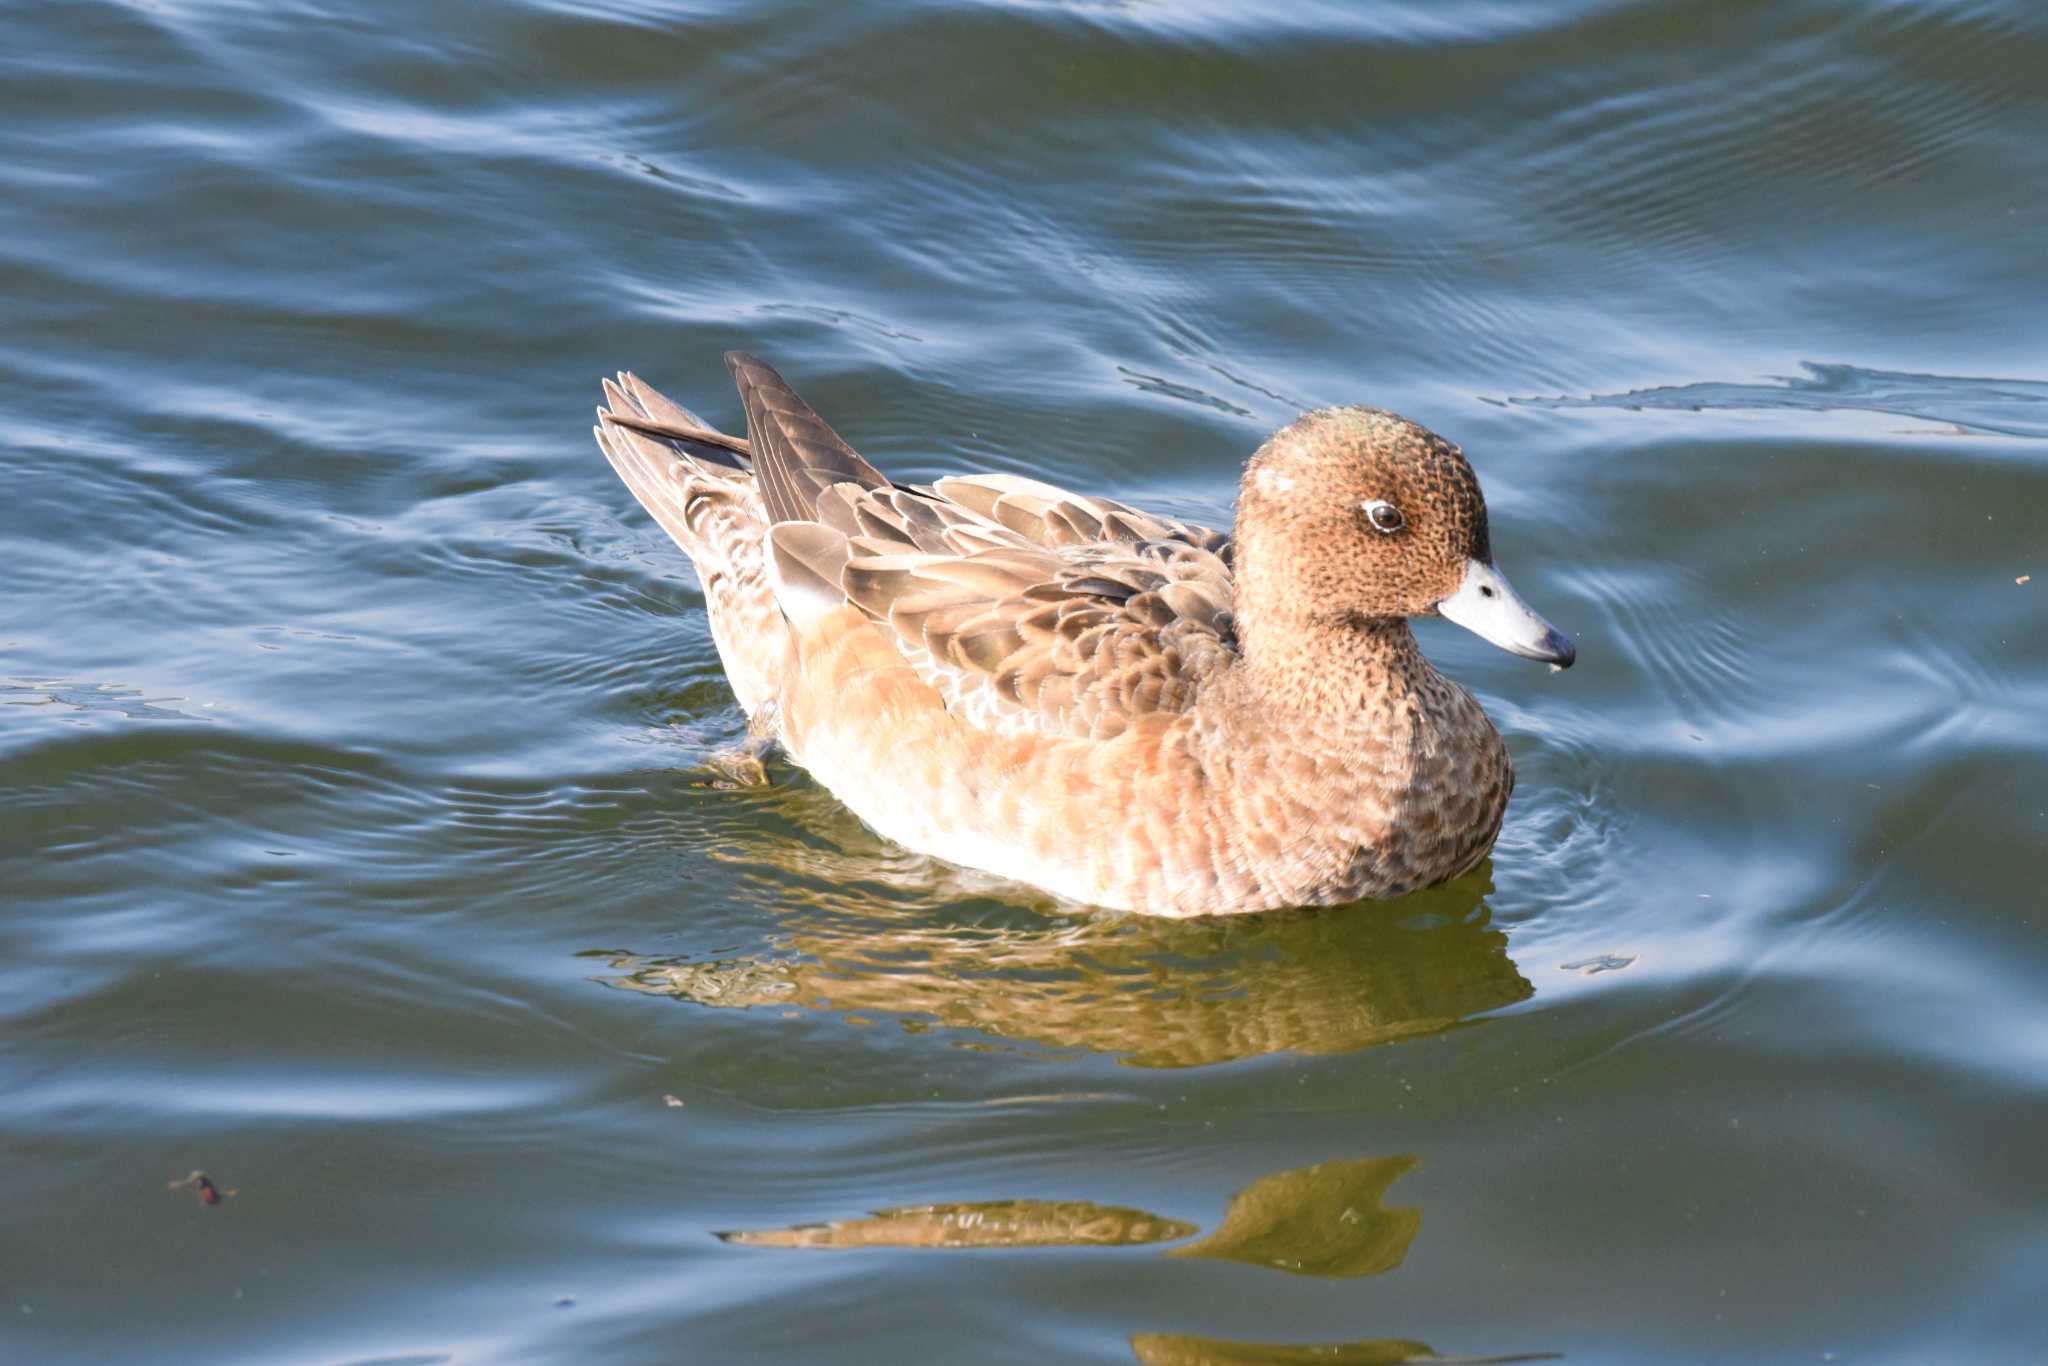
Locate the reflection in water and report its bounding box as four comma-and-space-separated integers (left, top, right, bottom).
719, 1156, 1555, 1363
717, 1200, 1197, 1250
599, 894, 1526, 1066
1131, 1335, 1561, 1366
715, 1153, 1419, 1276
1168, 1156, 1420, 1278
598, 783, 1530, 1066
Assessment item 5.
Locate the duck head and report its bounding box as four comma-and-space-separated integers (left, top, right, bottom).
1233, 406, 1575, 668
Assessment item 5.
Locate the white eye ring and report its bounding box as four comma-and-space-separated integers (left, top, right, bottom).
1360, 499, 1404, 534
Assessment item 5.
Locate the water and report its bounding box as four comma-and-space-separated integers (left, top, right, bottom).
3, 2, 2045, 1362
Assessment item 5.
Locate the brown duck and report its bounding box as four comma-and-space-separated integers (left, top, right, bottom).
593, 354, 1574, 916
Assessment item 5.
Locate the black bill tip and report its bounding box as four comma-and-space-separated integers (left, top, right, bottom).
1536, 628, 1576, 669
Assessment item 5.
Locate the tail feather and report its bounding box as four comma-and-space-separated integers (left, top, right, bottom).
603, 371, 755, 464
594, 416, 715, 557
601, 374, 748, 467
617, 370, 705, 430
595, 371, 788, 718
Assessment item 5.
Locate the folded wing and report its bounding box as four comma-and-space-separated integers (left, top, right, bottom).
725, 353, 1240, 741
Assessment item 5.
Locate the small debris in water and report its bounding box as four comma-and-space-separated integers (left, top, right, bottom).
663, 1094, 685, 1108
168, 1170, 234, 1206
2017, 575, 2031, 586
1561, 954, 1636, 975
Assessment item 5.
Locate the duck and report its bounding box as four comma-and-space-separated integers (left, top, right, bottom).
593, 353, 1574, 916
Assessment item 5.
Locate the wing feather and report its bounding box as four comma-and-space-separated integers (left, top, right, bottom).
820, 481, 1238, 738
609, 357, 1244, 742
726, 351, 891, 524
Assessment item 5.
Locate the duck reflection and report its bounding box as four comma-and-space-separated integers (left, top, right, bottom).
1130, 1335, 1559, 1365
716, 1152, 1416, 1274
599, 781, 1530, 1067
714, 1151, 1554, 1365
717, 1199, 1197, 1250
600, 889, 1524, 1065
1167, 1156, 1420, 1277
645, 786, 1545, 1360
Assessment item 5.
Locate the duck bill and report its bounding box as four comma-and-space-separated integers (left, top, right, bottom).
1436, 558, 1576, 668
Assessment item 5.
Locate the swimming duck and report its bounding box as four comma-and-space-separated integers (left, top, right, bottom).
593, 354, 1573, 916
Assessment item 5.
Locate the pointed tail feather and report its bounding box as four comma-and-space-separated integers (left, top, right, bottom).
593, 370, 788, 718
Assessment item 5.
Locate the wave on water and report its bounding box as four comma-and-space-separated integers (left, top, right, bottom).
1503, 361, 2048, 439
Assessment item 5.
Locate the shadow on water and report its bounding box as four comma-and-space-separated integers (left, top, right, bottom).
1503, 361, 2048, 439
591, 775, 1531, 1066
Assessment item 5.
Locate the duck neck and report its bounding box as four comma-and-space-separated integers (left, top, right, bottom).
1233, 610, 1445, 740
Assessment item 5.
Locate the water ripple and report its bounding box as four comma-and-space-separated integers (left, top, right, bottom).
1510, 362, 2048, 440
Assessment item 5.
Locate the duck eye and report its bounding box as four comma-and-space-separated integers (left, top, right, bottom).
1360, 499, 1404, 535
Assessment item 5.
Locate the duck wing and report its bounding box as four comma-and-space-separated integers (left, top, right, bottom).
834, 528, 1239, 740
727, 351, 892, 524
758, 502, 1229, 753
725, 351, 1239, 740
